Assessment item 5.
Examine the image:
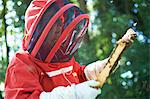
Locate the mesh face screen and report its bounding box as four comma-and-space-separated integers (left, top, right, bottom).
34, 6, 85, 61
27, 0, 88, 62
28, 0, 70, 53
27, 2, 60, 53
51, 19, 87, 63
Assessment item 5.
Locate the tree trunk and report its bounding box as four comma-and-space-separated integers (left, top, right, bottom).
2, 0, 9, 65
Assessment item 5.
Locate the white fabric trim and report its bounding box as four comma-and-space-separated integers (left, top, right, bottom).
46, 66, 73, 77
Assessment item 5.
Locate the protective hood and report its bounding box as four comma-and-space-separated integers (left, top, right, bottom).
23, 0, 89, 63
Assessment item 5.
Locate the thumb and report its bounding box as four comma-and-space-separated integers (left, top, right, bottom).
95, 58, 109, 74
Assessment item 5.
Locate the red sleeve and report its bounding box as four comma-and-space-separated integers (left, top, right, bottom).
74, 60, 87, 83
5, 58, 43, 99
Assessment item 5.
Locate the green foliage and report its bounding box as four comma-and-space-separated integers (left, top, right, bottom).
0, 60, 7, 82
76, 0, 150, 99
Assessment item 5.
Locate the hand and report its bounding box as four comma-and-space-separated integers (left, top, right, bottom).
75, 80, 101, 99
40, 80, 101, 99
84, 58, 109, 80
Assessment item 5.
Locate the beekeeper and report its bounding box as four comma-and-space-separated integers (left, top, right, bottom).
5, 0, 108, 99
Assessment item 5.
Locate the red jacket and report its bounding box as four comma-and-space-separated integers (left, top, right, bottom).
5, 49, 87, 99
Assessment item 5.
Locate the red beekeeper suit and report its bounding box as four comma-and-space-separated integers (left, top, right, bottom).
5, 49, 86, 99
5, 0, 105, 99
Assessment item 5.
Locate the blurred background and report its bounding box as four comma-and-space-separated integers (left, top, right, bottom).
0, 0, 149, 98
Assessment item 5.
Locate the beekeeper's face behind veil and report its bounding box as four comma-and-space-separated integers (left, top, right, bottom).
23, 0, 89, 63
